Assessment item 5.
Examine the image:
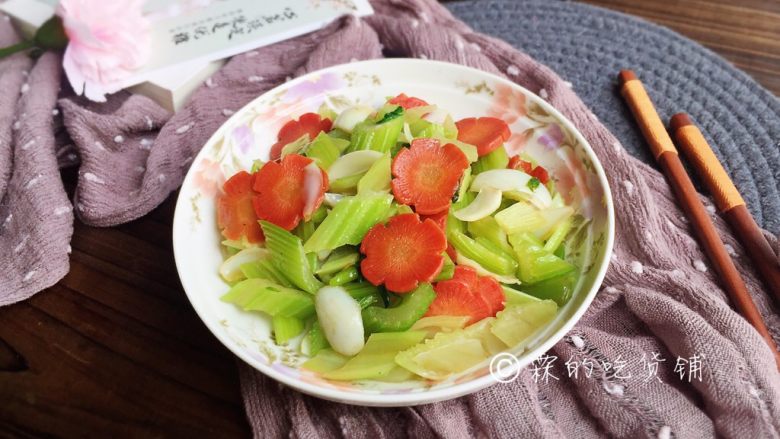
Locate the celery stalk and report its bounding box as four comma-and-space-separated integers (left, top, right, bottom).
239, 259, 293, 287
508, 233, 575, 284
434, 252, 455, 281
501, 285, 542, 305
273, 315, 305, 344
305, 132, 342, 170
347, 116, 404, 154
468, 216, 514, 255
315, 247, 359, 276
543, 216, 573, 253
448, 230, 517, 275
494, 201, 544, 235
521, 271, 577, 306
221, 278, 315, 319
362, 283, 436, 333
472, 147, 509, 174
302, 348, 346, 372
328, 172, 365, 194
303, 193, 394, 253
322, 331, 427, 381
260, 221, 323, 294
328, 266, 359, 286
302, 320, 330, 356
357, 153, 392, 194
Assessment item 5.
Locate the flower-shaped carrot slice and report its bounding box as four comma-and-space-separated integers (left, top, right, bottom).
508, 155, 550, 184
391, 138, 469, 215
252, 154, 327, 231
360, 213, 447, 293
388, 93, 429, 109
217, 171, 264, 243
425, 266, 504, 323
455, 117, 511, 157
269, 113, 332, 160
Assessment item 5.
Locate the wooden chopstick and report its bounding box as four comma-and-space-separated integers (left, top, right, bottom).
670, 113, 780, 305
617, 70, 780, 369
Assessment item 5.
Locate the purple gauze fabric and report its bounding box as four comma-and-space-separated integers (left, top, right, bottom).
1, 0, 779, 437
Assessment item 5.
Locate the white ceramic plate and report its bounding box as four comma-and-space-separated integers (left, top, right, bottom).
172, 58, 614, 406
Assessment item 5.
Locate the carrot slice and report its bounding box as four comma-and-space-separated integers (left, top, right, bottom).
269, 113, 332, 160
391, 138, 470, 215
455, 117, 511, 157
426, 267, 492, 324
217, 171, 264, 243
508, 155, 550, 184
252, 154, 327, 231
426, 266, 505, 323
360, 213, 447, 293
388, 93, 429, 109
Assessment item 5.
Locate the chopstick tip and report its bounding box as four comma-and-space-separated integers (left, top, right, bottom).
670, 113, 693, 132
618, 70, 637, 85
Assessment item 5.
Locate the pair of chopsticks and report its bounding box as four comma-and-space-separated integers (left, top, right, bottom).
618, 70, 780, 369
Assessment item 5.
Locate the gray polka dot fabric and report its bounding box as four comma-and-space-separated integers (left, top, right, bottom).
447, 0, 780, 234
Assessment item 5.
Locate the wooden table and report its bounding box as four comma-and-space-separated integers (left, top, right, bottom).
1, 1, 778, 437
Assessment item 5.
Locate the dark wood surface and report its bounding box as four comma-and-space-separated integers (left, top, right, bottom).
2, 1, 779, 438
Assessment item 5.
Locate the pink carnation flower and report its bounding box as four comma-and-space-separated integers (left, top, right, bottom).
57, 0, 150, 102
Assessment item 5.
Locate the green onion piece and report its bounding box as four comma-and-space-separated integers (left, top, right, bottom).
376, 105, 404, 124
260, 221, 323, 294
527, 177, 541, 191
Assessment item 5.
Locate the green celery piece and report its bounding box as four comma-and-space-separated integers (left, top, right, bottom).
303, 193, 394, 253
310, 205, 328, 224
302, 320, 330, 356
306, 132, 341, 169
347, 116, 405, 154
468, 216, 513, 255
315, 247, 359, 276
446, 210, 466, 236
322, 331, 427, 381
221, 278, 314, 319
273, 315, 305, 344
294, 220, 316, 242
553, 245, 565, 259
376, 105, 403, 124
434, 252, 455, 281
446, 139, 478, 163
328, 129, 351, 142
410, 119, 445, 138
239, 260, 293, 287
306, 252, 318, 273
396, 204, 414, 215
472, 147, 509, 174
543, 216, 573, 253
302, 348, 347, 373
501, 285, 543, 305
521, 271, 577, 306
490, 301, 558, 348
317, 103, 338, 122
376, 366, 418, 382
357, 153, 392, 194
343, 282, 381, 308
260, 221, 323, 294
443, 114, 458, 139
329, 266, 359, 286
362, 283, 436, 333
508, 233, 575, 284
448, 230, 517, 275
329, 172, 365, 194
475, 236, 515, 261
494, 201, 544, 235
